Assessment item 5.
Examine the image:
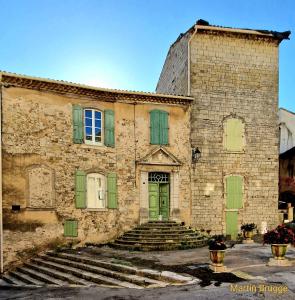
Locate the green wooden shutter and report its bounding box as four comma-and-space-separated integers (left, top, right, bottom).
107, 173, 117, 208
72, 105, 84, 144
75, 170, 86, 208
64, 220, 78, 237
226, 176, 243, 209
150, 110, 160, 144
104, 110, 115, 147
225, 119, 244, 151
159, 111, 169, 145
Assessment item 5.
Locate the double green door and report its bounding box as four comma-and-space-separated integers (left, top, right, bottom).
148, 183, 169, 220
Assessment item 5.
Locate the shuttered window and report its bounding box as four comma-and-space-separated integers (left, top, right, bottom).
104, 110, 115, 147
75, 171, 117, 209
75, 170, 86, 208
150, 110, 169, 145
107, 173, 117, 208
64, 220, 78, 237
226, 176, 243, 209
72, 105, 114, 147
72, 105, 83, 143
224, 118, 244, 151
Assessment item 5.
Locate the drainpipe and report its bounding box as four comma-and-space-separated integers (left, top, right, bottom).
0, 76, 3, 273
187, 25, 198, 96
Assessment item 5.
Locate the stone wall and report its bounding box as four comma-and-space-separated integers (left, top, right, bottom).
1, 86, 191, 269
156, 31, 191, 96
189, 31, 280, 234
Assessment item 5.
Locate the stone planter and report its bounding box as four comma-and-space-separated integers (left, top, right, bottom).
271, 244, 288, 260
209, 250, 226, 272
242, 230, 254, 243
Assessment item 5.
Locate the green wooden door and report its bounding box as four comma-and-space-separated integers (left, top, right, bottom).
225, 176, 243, 240
226, 211, 238, 239
149, 183, 159, 220
159, 183, 169, 220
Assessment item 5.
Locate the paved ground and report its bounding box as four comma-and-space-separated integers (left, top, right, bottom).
1, 243, 295, 299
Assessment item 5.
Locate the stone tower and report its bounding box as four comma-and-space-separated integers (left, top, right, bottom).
156, 20, 290, 237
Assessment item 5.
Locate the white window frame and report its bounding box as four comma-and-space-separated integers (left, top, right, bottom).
84, 109, 103, 145
86, 173, 106, 209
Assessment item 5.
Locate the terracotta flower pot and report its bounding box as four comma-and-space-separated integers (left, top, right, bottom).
209, 250, 225, 266
243, 230, 253, 240
271, 244, 288, 260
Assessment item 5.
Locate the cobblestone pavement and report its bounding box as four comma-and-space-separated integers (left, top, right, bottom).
1, 243, 294, 299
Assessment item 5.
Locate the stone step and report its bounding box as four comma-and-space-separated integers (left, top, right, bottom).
131, 229, 195, 234
9, 270, 43, 285
115, 239, 203, 245
120, 236, 203, 242
47, 252, 192, 284
25, 260, 88, 286
123, 232, 200, 238
39, 256, 166, 288
19, 266, 68, 285
111, 240, 207, 251
30, 258, 142, 289
1, 274, 25, 285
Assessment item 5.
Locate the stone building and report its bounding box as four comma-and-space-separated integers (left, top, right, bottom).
279, 108, 295, 154
156, 20, 290, 238
0, 20, 291, 271
0, 72, 193, 270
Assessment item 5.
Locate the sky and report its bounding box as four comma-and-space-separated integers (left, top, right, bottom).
0, 0, 294, 111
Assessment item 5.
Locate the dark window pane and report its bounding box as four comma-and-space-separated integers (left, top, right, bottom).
95, 119, 101, 128
86, 135, 92, 141
95, 111, 101, 120
85, 110, 92, 118
95, 136, 101, 142
85, 118, 92, 127
85, 127, 92, 135
95, 128, 101, 136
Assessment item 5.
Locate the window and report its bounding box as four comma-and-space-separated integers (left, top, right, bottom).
72, 105, 115, 147
84, 109, 102, 145
224, 118, 245, 152
150, 110, 169, 145
75, 170, 118, 209
87, 173, 106, 208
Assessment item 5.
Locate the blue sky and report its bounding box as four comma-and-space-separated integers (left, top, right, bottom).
0, 0, 294, 110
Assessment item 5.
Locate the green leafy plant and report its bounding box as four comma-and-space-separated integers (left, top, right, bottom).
240, 223, 257, 232
208, 235, 227, 250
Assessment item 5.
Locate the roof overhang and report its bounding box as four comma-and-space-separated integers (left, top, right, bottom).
0, 71, 194, 105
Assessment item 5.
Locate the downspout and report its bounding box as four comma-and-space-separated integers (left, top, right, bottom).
187, 25, 198, 96
0, 74, 3, 273
187, 26, 198, 225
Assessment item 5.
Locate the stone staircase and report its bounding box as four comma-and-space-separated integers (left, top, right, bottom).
0, 251, 197, 288
110, 221, 209, 251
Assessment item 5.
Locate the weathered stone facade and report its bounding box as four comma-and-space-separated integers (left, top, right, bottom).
0, 75, 192, 270
157, 23, 289, 236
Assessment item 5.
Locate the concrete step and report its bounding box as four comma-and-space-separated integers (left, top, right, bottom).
1, 274, 25, 285
120, 236, 203, 242
9, 270, 42, 285
37, 256, 166, 287
19, 266, 66, 285
25, 262, 91, 286
30, 258, 142, 288
48, 252, 194, 284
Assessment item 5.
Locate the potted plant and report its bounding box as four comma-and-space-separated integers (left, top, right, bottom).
263, 224, 295, 260
240, 223, 257, 242
208, 235, 227, 268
